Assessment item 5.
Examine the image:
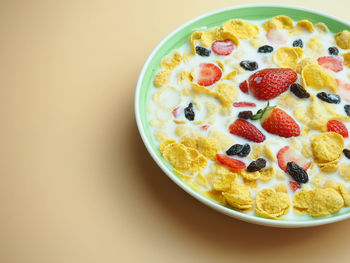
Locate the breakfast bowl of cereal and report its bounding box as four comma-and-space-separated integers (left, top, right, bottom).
135, 4, 350, 227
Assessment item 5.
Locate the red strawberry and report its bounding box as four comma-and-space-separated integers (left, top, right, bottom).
239, 80, 249, 94
277, 146, 311, 172
211, 39, 234, 55
216, 154, 246, 170
233, 102, 256, 107
317, 56, 343, 72
172, 106, 180, 118
289, 181, 301, 192
336, 78, 350, 102
266, 29, 288, 44
229, 119, 265, 143
201, 125, 210, 131
197, 63, 222, 86
327, 120, 349, 138
248, 68, 297, 100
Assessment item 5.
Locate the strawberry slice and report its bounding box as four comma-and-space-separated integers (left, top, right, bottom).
197, 63, 222, 86
233, 102, 256, 107
211, 39, 234, 55
216, 154, 246, 170
317, 56, 343, 72
289, 181, 301, 192
239, 80, 249, 94
327, 120, 349, 138
201, 125, 210, 131
229, 119, 266, 143
336, 78, 350, 102
277, 146, 311, 172
172, 106, 180, 118
266, 29, 288, 44
248, 68, 297, 100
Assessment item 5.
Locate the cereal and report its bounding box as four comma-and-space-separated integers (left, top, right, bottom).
310, 132, 344, 164
277, 92, 301, 109
241, 169, 260, 181
154, 131, 167, 142
223, 181, 253, 210
335, 30, 350, 50
308, 188, 344, 217
201, 28, 240, 47
243, 178, 258, 189
222, 70, 237, 81
174, 126, 189, 137
293, 189, 315, 213
213, 173, 236, 192
315, 22, 329, 33
222, 20, 259, 39
296, 20, 315, 32
209, 129, 234, 150
255, 189, 290, 219
174, 168, 193, 179
197, 137, 220, 161
195, 173, 210, 188
342, 52, 350, 68
339, 164, 350, 181
310, 173, 326, 188
154, 70, 171, 88
338, 183, 350, 206
160, 51, 182, 70
274, 47, 303, 69
306, 36, 324, 55
204, 189, 226, 205
302, 64, 337, 93
259, 167, 275, 182
262, 16, 294, 31
275, 184, 288, 193
189, 31, 203, 55
296, 57, 317, 74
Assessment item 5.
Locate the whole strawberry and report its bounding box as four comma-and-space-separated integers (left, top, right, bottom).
252, 103, 300, 138
229, 119, 266, 143
248, 68, 297, 100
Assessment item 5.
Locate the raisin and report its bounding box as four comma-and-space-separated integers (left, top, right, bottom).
226, 144, 244, 156
238, 144, 250, 157
328, 46, 339, 56
195, 46, 211, 57
184, 103, 195, 121
316, 92, 341, 104
240, 60, 258, 71
286, 162, 308, 183
290, 83, 310, 98
247, 158, 266, 172
257, 45, 274, 53
344, 105, 350, 117
292, 39, 303, 48
238, 110, 253, 119
343, 149, 350, 159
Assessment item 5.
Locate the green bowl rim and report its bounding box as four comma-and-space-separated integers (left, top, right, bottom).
135, 4, 350, 228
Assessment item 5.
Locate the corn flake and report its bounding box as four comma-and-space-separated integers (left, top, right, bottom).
302, 64, 337, 93
195, 173, 209, 188
315, 22, 329, 33
189, 31, 203, 55
200, 28, 239, 48
311, 173, 326, 188
310, 132, 344, 164
335, 30, 350, 50
243, 178, 258, 189
222, 20, 259, 39
296, 57, 317, 74
209, 129, 234, 150
240, 169, 260, 181
204, 189, 226, 205
259, 167, 275, 182
154, 131, 167, 142
255, 189, 290, 219
223, 181, 253, 210
308, 188, 344, 217
160, 51, 182, 70
342, 52, 350, 68
222, 70, 237, 81
339, 163, 350, 181
296, 20, 315, 32
275, 184, 288, 193
274, 47, 303, 69
338, 183, 350, 206
174, 126, 189, 137
197, 136, 219, 161
154, 70, 171, 88
213, 173, 236, 192
293, 189, 315, 213
262, 16, 294, 31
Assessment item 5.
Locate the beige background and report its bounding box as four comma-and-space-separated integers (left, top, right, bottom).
1, 0, 350, 262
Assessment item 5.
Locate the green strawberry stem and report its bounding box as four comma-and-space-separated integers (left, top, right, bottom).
251, 102, 275, 120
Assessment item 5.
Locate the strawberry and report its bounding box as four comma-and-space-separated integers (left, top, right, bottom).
201, 125, 210, 131
216, 154, 246, 170
327, 120, 349, 138
211, 39, 234, 55
197, 63, 222, 86
172, 106, 180, 118
239, 80, 249, 94
317, 56, 343, 72
289, 181, 301, 192
229, 119, 266, 143
266, 29, 288, 44
248, 68, 297, 100
336, 78, 350, 102
233, 102, 256, 107
277, 146, 311, 172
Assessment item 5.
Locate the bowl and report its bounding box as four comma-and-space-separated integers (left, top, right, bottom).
135, 4, 350, 227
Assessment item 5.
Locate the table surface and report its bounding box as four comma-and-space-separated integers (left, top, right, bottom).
1, 0, 350, 262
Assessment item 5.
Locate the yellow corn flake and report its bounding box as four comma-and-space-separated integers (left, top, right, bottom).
308, 188, 344, 217
215, 83, 238, 114
173, 120, 186, 124
276, 170, 286, 180
323, 180, 338, 190
195, 173, 209, 188
275, 184, 288, 193
204, 101, 218, 120
180, 70, 193, 83
200, 28, 240, 48
249, 144, 265, 160
339, 163, 350, 181
154, 131, 167, 142
259, 167, 275, 182
338, 183, 350, 206
189, 31, 203, 55
214, 60, 225, 73
160, 51, 182, 70
264, 142, 277, 161
204, 189, 226, 205
181, 86, 191, 96
277, 92, 301, 109
209, 129, 234, 150
174, 168, 193, 179
243, 178, 258, 189
149, 119, 166, 129
197, 137, 219, 161
211, 163, 236, 177
293, 189, 315, 213
325, 104, 350, 122
315, 22, 329, 33
342, 52, 350, 68
302, 64, 337, 93
274, 47, 303, 69
250, 36, 265, 48
222, 20, 259, 39
319, 160, 339, 173
296, 57, 318, 74
301, 126, 310, 137
306, 36, 324, 55
240, 169, 260, 181
262, 16, 294, 31
255, 189, 290, 219
310, 132, 344, 164
161, 143, 193, 171
180, 134, 199, 149
222, 70, 237, 81
290, 138, 301, 150
154, 70, 171, 88
174, 126, 189, 137
296, 20, 315, 32
159, 139, 177, 154
335, 30, 350, 50
310, 173, 326, 188
213, 173, 236, 192
223, 181, 253, 210
188, 155, 208, 173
